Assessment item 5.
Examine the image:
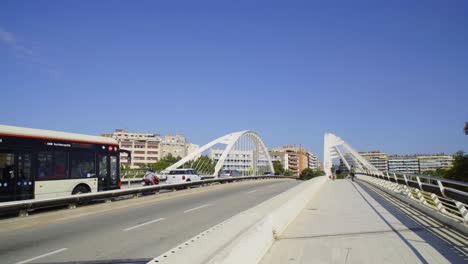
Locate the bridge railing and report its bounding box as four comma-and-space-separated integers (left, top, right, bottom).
0, 175, 292, 217
358, 173, 468, 226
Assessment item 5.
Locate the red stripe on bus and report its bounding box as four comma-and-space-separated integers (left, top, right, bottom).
0, 132, 118, 146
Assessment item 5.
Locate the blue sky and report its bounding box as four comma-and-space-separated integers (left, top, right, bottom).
1, 0, 467, 159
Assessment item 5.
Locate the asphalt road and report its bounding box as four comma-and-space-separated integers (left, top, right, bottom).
0, 179, 300, 264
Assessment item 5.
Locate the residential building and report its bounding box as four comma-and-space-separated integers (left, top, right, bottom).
269, 151, 289, 171
417, 155, 454, 172
269, 146, 309, 177
359, 151, 388, 172
102, 129, 199, 169
388, 156, 419, 174
307, 152, 322, 171
209, 149, 253, 175
160, 134, 187, 159
102, 129, 161, 168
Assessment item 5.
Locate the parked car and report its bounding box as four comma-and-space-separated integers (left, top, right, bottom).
263, 172, 273, 176
165, 169, 201, 184
219, 169, 242, 178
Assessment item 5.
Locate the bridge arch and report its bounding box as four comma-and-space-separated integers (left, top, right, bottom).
324, 133, 383, 178
164, 130, 274, 177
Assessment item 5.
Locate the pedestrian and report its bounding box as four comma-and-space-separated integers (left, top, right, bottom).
350, 166, 355, 181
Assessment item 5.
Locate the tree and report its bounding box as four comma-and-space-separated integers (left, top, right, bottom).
284, 169, 293, 176
273, 161, 284, 174
419, 168, 448, 178
146, 153, 182, 172
300, 168, 325, 180
445, 151, 468, 182
465, 122, 468, 135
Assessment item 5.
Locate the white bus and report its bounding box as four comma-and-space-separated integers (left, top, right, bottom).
0, 125, 128, 202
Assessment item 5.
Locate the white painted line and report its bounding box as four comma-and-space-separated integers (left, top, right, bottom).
245, 190, 257, 194
184, 204, 211, 213
123, 218, 165, 231
15, 248, 68, 264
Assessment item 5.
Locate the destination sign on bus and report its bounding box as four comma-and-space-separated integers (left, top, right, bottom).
46, 142, 71, 147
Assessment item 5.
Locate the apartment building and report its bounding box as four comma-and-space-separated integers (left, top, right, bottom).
209, 149, 253, 175
102, 129, 198, 168
388, 156, 419, 174
359, 151, 388, 172
102, 129, 161, 168
307, 152, 322, 170
417, 155, 454, 172
269, 146, 310, 177
160, 134, 193, 159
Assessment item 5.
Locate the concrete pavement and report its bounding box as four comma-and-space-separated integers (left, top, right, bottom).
260, 179, 468, 264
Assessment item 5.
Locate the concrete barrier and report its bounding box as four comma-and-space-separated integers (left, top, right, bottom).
150, 176, 326, 264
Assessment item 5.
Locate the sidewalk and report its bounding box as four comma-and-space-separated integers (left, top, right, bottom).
259, 179, 465, 264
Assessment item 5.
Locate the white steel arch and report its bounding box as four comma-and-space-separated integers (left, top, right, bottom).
324, 133, 383, 178
164, 130, 275, 177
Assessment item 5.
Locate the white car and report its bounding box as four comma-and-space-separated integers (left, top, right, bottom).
165, 169, 201, 184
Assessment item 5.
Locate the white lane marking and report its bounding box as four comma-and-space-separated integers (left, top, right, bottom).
184, 204, 211, 213
15, 248, 68, 264
245, 190, 257, 194
123, 218, 165, 231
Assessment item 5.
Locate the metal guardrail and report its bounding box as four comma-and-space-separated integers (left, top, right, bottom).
358, 173, 468, 225
0, 176, 293, 217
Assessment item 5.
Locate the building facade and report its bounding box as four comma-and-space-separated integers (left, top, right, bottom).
209, 149, 253, 175
160, 134, 199, 159
359, 151, 388, 172
388, 156, 419, 174
102, 129, 161, 168
269, 146, 312, 177
307, 152, 322, 171
417, 155, 454, 172
102, 129, 198, 168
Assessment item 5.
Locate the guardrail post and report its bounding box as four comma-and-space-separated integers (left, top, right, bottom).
454, 201, 468, 225
437, 180, 447, 198
414, 188, 428, 206
18, 209, 28, 217
416, 176, 423, 190
403, 174, 408, 186
387, 174, 397, 190
392, 173, 401, 193
430, 193, 447, 214
401, 174, 412, 196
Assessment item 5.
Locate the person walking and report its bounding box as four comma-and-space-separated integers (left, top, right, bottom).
350, 166, 356, 181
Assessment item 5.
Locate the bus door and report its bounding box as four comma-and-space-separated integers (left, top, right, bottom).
98, 154, 109, 191
0, 151, 34, 202
98, 154, 120, 191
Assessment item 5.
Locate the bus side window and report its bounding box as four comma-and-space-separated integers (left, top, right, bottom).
37, 151, 68, 180
70, 152, 95, 178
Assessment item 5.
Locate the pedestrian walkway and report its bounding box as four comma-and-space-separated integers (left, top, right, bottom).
260, 179, 468, 264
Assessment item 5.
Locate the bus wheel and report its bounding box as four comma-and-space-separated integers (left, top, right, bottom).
72, 185, 90, 195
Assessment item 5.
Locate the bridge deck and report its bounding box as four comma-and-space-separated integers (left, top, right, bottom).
261, 179, 468, 264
